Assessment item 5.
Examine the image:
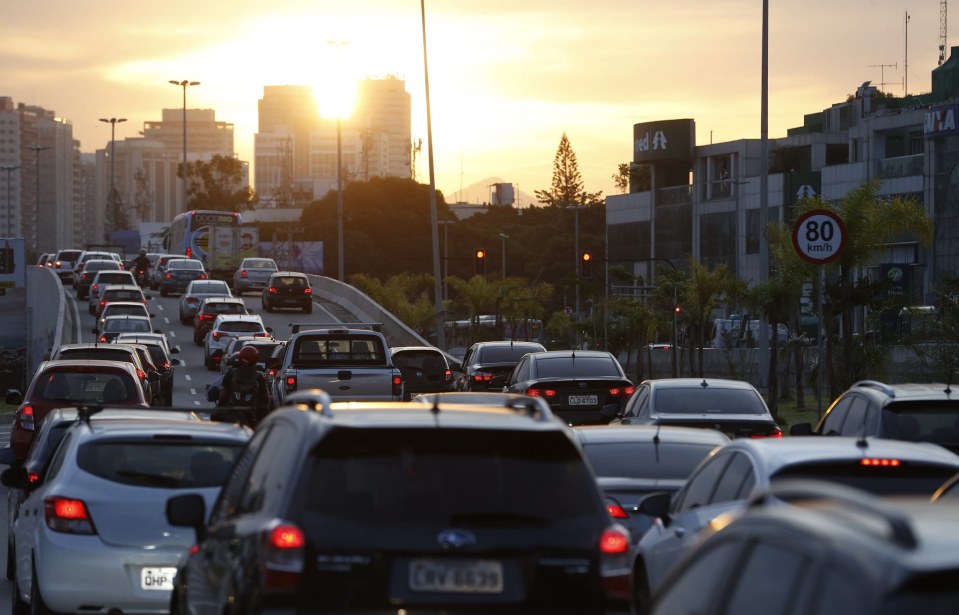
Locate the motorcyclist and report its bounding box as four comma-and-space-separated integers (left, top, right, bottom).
217, 345, 271, 426
131, 249, 151, 285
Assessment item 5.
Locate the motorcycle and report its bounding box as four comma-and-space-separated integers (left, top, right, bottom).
134, 267, 149, 287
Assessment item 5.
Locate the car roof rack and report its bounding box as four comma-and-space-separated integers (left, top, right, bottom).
750, 478, 917, 550
290, 322, 383, 334
282, 389, 333, 416
853, 380, 897, 397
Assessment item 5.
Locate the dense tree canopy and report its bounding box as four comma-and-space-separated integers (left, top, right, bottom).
181, 155, 257, 212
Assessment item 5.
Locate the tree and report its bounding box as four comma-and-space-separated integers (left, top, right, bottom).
535, 133, 603, 207
180, 155, 258, 211
612, 163, 652, 194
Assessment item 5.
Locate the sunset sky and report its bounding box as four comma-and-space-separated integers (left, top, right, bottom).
0, 1, 946, 205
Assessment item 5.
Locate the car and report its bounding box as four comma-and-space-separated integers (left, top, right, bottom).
49, 342, 157, 403
72, 250, 122, 286
790, 380, 959, 453
261, 271, 313, 312
97, 301, 153, 329
165, 392, 631, 614
612, 377, 783, 439
0, 407, 206, 581
390, 346, 456, 400
455, 340, 547, 392
95, 314, 157, 343
86, 270, 137, 314
35, 253, 52, 268
573, 425, 730, 541
114, 334, 181, 407
149, 254, 187, 290
6, 409, 251, 615
73, 258, 123, 299
122, 342, 164, 404
192, 297, 249, 345
651, 480, 959, 615
219, 336, 283, 375
95, 283, 148, 318
232, 257, 278, 294
501, 350, 636, 425
408, 390, 554, 415
160, 258, 207, 296
630, 436, 959, 614
4, 360, 151, 460
178, 279, 232, 324
203, 314, 271, 370
51, 249, 82, 284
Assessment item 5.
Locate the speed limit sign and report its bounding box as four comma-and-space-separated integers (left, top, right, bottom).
792, 209, 845, 265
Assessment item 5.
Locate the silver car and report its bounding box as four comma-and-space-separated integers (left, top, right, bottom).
7, 411, 251, 614
232, 257, 278, 294
178, 279, 233, 324
87, 270, 137, 315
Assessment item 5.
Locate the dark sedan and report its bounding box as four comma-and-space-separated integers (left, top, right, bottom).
500, 350, 634, 425
159, 259, 207, 296
456, 340, 546, 392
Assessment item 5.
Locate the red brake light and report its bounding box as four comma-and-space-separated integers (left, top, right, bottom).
269, 524, 305, 549
100, 301, 107, 307
303, 287, 311, 294
471, 372, 493, 383
137, 369, 147, 380
165, 273, 172, 279
528, 387, 557, 398
99, 336, 108, 343
186, 247, 192, 258
18, 405, 35, 431
199, 274, 207, 279
443, 369, 452, 383
241, 270, 248, 277
268, 287, 278, 294
27, 473, 39, 484
212, 332, 222, 340
599, 527, 629, 555
607, 502, 629, 520
608, 386, 636, 398
91, 284, 98, 292
861, 458, 901, 467
285, 375, 297, 393
750, 428, 784, 439
44, 496, 96, 534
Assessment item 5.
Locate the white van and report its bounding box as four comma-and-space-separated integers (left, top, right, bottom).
711, 318, 789, 348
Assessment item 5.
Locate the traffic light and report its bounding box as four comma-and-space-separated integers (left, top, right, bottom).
580, 251, 593, 278
474, 248, 487, 275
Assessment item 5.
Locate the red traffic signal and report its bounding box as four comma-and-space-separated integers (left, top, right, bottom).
474, 248, 487, 275
580, 251, 593, 278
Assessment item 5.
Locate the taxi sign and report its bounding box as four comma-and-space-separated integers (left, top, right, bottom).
792, 209, 845, 265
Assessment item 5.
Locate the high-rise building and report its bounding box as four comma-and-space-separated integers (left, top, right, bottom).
354, 76, 412, 180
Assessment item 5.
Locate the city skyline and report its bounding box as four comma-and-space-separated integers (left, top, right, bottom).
1, 1, 947, 205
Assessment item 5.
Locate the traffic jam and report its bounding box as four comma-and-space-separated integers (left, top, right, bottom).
6, 244, 959, 614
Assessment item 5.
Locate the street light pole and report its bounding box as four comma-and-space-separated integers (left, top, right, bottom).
0, 165, 18, 237
337, 115, 344, 282
99, 117, 127, 237
438, 220, 452, 300
28, 145, 50, 256
169, 80, 200, 213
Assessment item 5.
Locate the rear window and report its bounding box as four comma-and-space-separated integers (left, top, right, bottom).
582, 441, 718, 480
103, 306, 148, 318
97, 273, 134, 284
56, 349, 134, 363
300, 428, 603, 525
86, 261, 121, 271
190, 282, 229, 294
76, 441, 243, 488
220, 321, 265, 333
291, 336, 386, 366
772, 461, 958, 496
245, 260, 277, 269
273, 276, 308, 288
103, 319, 152, 333
206, 302, 246, 314
535, 356, 621, 378
56, 250, 82, 261
170, 261, 203, 270
653, 387, 769, 415
478, 344, 545, 364
36, 370, 139, 404
393, 350, 447, 371
883, 401, 959, 446
103, 290, 143, 301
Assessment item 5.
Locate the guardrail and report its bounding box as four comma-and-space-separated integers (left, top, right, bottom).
27, 266, 65, 372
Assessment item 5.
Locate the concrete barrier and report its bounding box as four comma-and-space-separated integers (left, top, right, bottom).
26, 266, 65, 373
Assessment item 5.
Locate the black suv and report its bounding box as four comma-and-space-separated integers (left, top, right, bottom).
456, 340, 546, 392
791, 380, 959, 452
167, 391, 631, 614
391, 346, 456, 400
652, 479, 959, 615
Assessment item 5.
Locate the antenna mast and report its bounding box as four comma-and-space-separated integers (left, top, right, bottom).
869, 62, 898, 92
905, 11, 910, 95
941, 0, 949, 66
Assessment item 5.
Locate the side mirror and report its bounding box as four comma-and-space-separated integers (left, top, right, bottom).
0, 465, 28, 490
5, 389, 22, 406
637, 492, 672, 522
166, 494, 207, 542
789, 422, 814, 436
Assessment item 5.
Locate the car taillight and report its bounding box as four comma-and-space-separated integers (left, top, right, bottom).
260, 522, 304, 593
303, 287, 311, 294
165, 273, 172, 279
240, 270, 248, 277
268, 287, 278, 294
607, 502, 629, 520
608, 386, 635, 398
99, 336, 108, 343
27, 473, 39, 485
100, 300, 107, 307
392, 374, 404, 398
527, 387, 557, 398
255, 332, 270, 338
161, 361, 171, 369
471, 372, 493, 383
212, 332, 222, 341
44, 496, 97, 535
750, 427, 784, 439
599, 524, 631, 598
268, 368, 277, 378
186, 247, 192, 258
285, 374, 297, 393
137, 369, 147, 380
91, 284, 98, 293
187, 297, 199, 303
18, 405, 35, 431
443, 369, 453, 383
861, 458, 902, 467
199, 274, 207, 279
81, 273, 90, 280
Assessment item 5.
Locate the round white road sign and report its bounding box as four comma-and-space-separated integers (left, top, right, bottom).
792, 209, 845, 265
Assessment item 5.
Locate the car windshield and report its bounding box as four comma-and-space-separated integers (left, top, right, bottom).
36, 370, 138, 404
652, 387, 768, 415
77, 441, 243, 488
300, 428, 602, 525
170, 261, 203, 271
57, 250, 82, 261
535, 356, 621, 378
478, 345, 544, 363
582, 441, 719, 479
220, 321, 264, 333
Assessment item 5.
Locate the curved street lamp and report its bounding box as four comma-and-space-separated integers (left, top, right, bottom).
99, 117, 127, 236
169, 80, 200, 212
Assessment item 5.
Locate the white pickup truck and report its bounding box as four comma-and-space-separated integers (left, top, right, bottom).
271, 323, 404, 405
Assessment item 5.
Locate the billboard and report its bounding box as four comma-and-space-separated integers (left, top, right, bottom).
633, 119, 695, 163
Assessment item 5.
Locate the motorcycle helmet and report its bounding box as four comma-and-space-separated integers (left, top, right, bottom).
238, 345, 259, 366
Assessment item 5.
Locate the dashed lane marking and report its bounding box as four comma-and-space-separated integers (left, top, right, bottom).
190, 388, 197, 395
184, 374, 192, 381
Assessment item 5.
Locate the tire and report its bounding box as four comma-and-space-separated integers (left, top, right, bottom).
160, 288, 168, 298
30, 565, 56, 615
633, 562, 652, 615
5, 538, 13, 581
11, 564, 27, 615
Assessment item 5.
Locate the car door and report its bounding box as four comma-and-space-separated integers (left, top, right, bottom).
615, 384, 649, 424
641, 450, 756, 591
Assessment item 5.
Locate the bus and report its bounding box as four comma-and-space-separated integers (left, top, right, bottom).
164, 210, 258, 280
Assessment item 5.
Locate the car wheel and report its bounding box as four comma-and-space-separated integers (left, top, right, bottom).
87, 304, 94, 315
30, 564, 55, 615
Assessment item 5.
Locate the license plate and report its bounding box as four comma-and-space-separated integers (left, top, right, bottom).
568, 395, 598, 406
140, 567, 177, 591
409, 559, 503, 594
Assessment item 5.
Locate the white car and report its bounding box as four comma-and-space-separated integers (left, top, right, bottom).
203, 314, 272, 370
87, 270, 138, 314
6, 412, 251, 614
